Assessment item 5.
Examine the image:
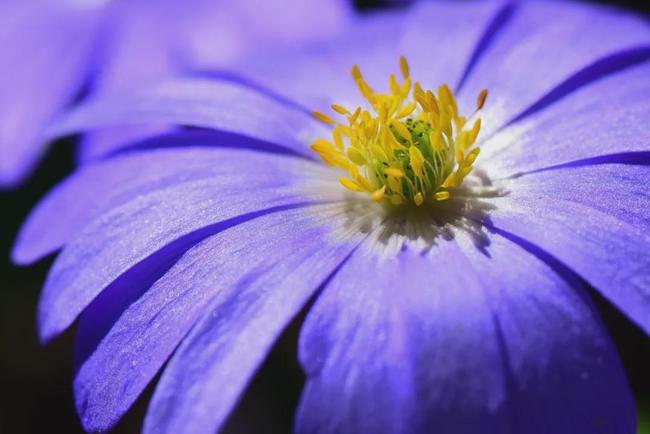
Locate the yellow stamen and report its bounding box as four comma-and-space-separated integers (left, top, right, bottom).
349, 107, 361, 124
347, 147, 366, 165
435, 191, 450, 201
340, 177, 364, 192
387, 176, 402, 194
477, 88, 488, 111
313, 111, 336, 125
357, 79, 375, 104
332, 128, 344, 150
396, 102, 417, 118
310, 57, 487, 206
384, 167, 404, 178
414, 192, 424, 206
409, 146, 425, 178
331, 104, 349, 115
392, 121, 412, 143
371, 186, 386, 202
468, 118, 482, 144
351, 64, 362, 81
400, 55, 410, 79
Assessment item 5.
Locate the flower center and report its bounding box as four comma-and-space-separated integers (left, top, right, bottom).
311, 57, 487, 207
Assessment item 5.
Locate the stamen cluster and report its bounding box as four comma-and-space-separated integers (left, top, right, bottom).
311, 56, 487, 206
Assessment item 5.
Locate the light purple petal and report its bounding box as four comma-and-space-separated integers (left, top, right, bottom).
84, 204, 361, 434
78, 0, 352, 162
235, 0, 509, 111
489, 163, 650, 334
167, 0, 353, 70
47, 78, 326, 157
480, 61, 650, 176
403, 0, 512, 91
0, 1, 101, 187
458, 0, 650, 137
13, 140, 306, 265
78, 1, 177, 162
220, 10, 407, 112
296, 232, 634, 433
93, 2, 175, 90
37, 150, 341, 342
78, 126, 175, 163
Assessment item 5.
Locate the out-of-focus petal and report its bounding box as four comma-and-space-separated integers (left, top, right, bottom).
78, 126, 175, 163
480, 61, 650, 177
0, 1, 102, 187
79, 0, 352, 162
235, 0, 510, 111
230, 10, 408, 111
296, 233, 634, 434
489, 163, 650, 334
36, 150, 340, 343
458, 0, 650, 137
47, 78, 326, 157
90, 204, 361, 434
13, 138, 308, 265
168, 0, 353, 69
79, 1, 176, 162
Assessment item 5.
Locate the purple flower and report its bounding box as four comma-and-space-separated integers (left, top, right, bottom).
14, 0, 650, 433
0, 0, 350, 188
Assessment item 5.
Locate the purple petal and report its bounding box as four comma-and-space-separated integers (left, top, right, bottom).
78, 1, 177, 163
37, 150, 340, 342
93, 204, 360, 434
508, 164, 650, 230
296, 233, 634, 433
481, 61, 650, 176
47, 77, 325, 157
168, 0, 353, 70
235, 0, 509, 112
14, 141, 305, 265
74, 203, 362, 432
93, 2, 174, 90
458, 0, 650, 137
403, 0, 513, 91
77, 126, 175, 163
489, 163, 650, 334
0, 2, 101, 187
221, 10, 408, 112
77, 0, 352, 161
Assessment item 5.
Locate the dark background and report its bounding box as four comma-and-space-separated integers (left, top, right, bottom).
1, 1, 649, 433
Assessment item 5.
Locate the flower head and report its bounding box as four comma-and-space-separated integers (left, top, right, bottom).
12, 1, 650, 433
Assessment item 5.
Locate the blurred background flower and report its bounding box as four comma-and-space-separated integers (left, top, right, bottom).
1, 0, 649, 433
0, 0, 351, 189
